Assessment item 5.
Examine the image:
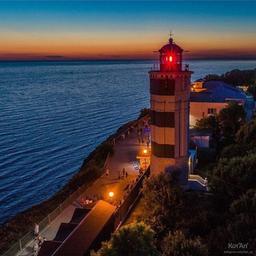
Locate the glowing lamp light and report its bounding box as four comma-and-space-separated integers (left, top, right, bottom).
168, 55, 173, 62
143, 149, 148, 154
109, 191, 114, 198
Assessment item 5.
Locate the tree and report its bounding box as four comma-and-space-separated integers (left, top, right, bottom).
227, 189, 256, 249
204, 74, 221, 81
139, 108, 150, 118
142, 172, 183, 237
210, 154, 256, 205
161, 230, 207, 256
94, 222, 159, 256
204, 69, 256, 89
218, 102, 245, 143
220, 143, 249, 159
235, 118, 256, 145
142, 173, 213, 239
195, 115, 218, 132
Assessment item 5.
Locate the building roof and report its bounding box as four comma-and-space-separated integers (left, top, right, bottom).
38, 241, 62, 256
52, 200, 116, 256
159, 37, 183, 53
190, 80, 247, 103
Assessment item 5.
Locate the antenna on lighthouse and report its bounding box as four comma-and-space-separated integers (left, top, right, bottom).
169, 30, 174, 44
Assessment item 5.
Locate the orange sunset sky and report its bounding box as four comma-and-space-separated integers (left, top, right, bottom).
0, 1, 256, 60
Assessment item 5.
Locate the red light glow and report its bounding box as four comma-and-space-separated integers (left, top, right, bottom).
168, 56, 173, 62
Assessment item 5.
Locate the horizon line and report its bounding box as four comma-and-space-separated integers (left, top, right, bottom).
1, 57, 256, 62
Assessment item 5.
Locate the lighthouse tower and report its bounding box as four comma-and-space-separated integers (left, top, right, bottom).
149, 36, 192, 184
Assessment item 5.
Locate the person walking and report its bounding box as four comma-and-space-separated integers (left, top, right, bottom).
33, 239, 39, 256
34, 223, 39, 237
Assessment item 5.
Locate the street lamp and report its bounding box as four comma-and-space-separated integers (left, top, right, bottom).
109, 191, 114, 198
143, 149, 148, 154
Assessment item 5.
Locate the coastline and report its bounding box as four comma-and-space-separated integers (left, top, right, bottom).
0, 115, 144, 254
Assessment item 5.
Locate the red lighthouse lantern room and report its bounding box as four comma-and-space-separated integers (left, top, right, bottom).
159, 36, 183, 72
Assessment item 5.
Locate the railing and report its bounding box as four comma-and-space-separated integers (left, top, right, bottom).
91, 167, 150, 253
188, 174, 209, 192
150, 63, 160, 71
1, 116, 147, 256
189, 174, 207, 186
114, 167, 150, 230
1, 180, 100, 256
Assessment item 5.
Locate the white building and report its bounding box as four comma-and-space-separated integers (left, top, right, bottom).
190, 80, 254, 127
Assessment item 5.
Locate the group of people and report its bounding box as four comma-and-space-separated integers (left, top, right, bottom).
78, 193, 104, 208
119, 167, 128, 179
105, 167, 128, 180
79, 197, 93, 207
135, 121, 150, 147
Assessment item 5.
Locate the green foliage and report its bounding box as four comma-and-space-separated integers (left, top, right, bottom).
204, 68, 256, 88
220, 117, 256, 158
208, 189, 256, 254
142, 172, 183, 237
227, 189, 256, 247
100, 142, 114, 157
194, 102, 246, 152
161, 230, 208, 256
139, 108, 150, 119
210, 154, 256, 204
218, 102, 245, 141
195, 115, 218, 131
236, 118, 256, 145
204, 66, 256, 100
142, 173, 214, 240
204, 74, 220, 81
230, 189, 256, 216
95, 222, 159, 256
219, 143, 249, 159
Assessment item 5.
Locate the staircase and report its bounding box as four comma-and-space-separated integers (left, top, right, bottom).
188, 174, 208, 191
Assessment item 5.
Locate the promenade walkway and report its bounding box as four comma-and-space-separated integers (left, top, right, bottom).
17, 122, 148, 256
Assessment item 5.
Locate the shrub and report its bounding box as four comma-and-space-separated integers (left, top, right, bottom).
94, 222, 159, 256
161, 230, 208, 256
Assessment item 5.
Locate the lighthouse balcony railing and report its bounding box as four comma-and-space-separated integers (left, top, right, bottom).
150, 63, 160, 71
150, 63, 190, 72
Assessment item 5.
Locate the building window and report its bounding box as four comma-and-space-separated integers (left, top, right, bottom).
208, 108, 217, 115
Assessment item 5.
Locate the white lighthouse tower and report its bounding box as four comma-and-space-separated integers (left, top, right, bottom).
149, 36, 192, 184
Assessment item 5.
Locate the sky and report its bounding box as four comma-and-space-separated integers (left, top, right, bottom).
0, 0, 256, 60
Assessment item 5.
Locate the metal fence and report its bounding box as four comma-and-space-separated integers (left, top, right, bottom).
114, 167, 150, 230
1, 117, 147, 256
2, 180, 96, 256
89, 167, 150, 254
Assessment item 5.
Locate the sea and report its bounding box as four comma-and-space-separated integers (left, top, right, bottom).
0, 60, 256, 224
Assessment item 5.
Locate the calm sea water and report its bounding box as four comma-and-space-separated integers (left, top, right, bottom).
0, 60, 256, 223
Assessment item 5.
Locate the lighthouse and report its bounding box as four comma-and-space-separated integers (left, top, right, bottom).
149, 36, 192, 184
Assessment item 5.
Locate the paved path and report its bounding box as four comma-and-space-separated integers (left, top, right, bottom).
17, 124, 148, 256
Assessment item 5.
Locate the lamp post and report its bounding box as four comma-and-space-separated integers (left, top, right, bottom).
108, 191, 114, 203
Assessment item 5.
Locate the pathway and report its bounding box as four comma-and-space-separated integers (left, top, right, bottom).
17, 123, 148, 256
